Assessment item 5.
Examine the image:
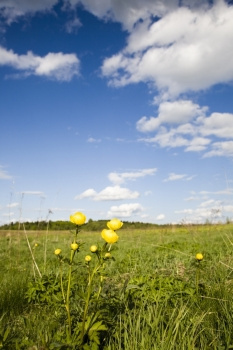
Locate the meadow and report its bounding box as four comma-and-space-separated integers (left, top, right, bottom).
1, 222, 233, 349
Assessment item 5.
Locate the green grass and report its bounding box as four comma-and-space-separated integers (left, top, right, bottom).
1, 224, 233, 349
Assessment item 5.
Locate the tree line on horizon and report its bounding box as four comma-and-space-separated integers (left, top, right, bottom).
0, 219, 159, 231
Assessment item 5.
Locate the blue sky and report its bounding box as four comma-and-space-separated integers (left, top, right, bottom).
1, 0, 233, 225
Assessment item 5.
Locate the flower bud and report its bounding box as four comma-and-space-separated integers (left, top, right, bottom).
90, 245, 98, 253
54, 249, 62, 255
70, 243, 79, 251
196, 253, 203, 261
85, 255, 92, 262
104, 252, 111, 258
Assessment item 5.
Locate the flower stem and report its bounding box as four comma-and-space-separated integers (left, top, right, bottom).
196, 263, 200, 293
66, 249, 75, 338
80, 263, 101, 344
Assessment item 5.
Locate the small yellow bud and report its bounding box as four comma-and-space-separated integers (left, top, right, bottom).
104, 252, 111, 258
54, 249, 62, 255
196, 253, 203, 261
70, 243, 79, 251
34, 243, 38, 247
85, 255, 92, 262
90, 245, 98, 253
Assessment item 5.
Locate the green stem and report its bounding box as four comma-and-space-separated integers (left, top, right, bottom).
80, 264, 101, 344
59, 263, 66, 307
96, 275, 103, 301
196, 264, 200, 293
66, 249, 75, 338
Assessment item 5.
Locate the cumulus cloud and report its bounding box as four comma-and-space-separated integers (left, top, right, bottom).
199, 113, 233, 139
101, 1, 233, 98
71, 0, 181, 31
0, 0, 213, 30
0, 0, 57, 23
108, 168, 157, 185
136, 100, 207, 132
107, 203, 143, 217
75, 185, 139, 201
137, 99, 233, 157
203, 141, 233, 158
175, 205, 223, 223
0, 46, 80, 81
2, 1, 233, 96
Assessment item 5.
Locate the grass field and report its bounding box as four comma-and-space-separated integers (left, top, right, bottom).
1, 224, 233, 349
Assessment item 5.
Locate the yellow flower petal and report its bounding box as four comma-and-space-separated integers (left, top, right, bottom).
85, 255, 92, 262
70, 212, 86, 226
70, 243, 79, 251
54, 249, 62, 255
107, 218, 123, 231
101, 229, 119, 244
196, 253, 203, 261
90, 245, 98, 253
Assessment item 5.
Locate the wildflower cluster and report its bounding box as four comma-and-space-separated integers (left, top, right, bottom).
54, 212, 123, 347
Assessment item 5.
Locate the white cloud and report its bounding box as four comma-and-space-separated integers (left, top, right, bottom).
140, 127, 190, 148
174, 195, 232, 223
137, 102, 233, 157
199, 189, 233, 196
75, 185, 139, 201
6, 202, 19, 208
175, 206, 223, 223
75, 189, 97, 199
2, 1, 233, 97
0, 167, 12, 180
199, 113, 233, 139
107, 203, 143, 217
0, 0, 57, 23
199, 199, 222, 208
21, 191, 45, 196
87, 137, 101, 143
76, 0, 180, 31
156, 213, 165, 220
0, 0, 211, 30
136, 100, 206, 132
185, 137, 211, 152
0, 46, 80, 81
101, 1, 233, 98
108, 168, 157, 185
163, 172, 194, 182
65, 17, 82, 33
203, 141, 233, 158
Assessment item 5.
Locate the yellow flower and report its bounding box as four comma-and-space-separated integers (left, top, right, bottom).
105, 252, 111, 258
70, 243, 79, 251
107, 218, 123, 231
85, 255, 92, 262
70, 212, 86, 226
101, 229, 119, 244
90, 245, 98, 253
196, 253, 204, 261
34, 243, 38, 247
54, 249, 62, 255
